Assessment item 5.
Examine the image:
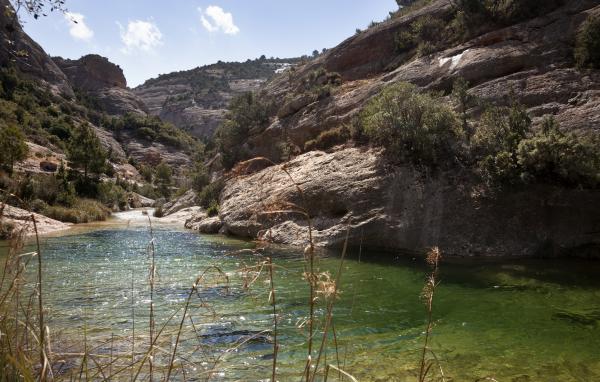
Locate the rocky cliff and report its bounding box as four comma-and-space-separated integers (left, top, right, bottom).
133, 59, 300, 138
54, 54, 148, 116
0, 0, 73, 96
0, 0, 195, 176
212, 0, 600, 257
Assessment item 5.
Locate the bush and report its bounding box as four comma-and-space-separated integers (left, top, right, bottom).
359, 82, 461, 167
304, 126, 349, 151
0, 220, 15, 240
395, 15, 446, 55
98, 181, 128, 210
516, 117, 600, 188
198, 179, 225, 209
43, 198, 110, 223
206, 201, 219, 217
575, 15, 600, 69
215, 92, 275, 169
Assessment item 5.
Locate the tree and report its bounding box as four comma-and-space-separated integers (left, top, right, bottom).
0, 122, 28, 172
67, 124, 107, 179
9, 0, 67, 19
155, 161, 172, 197
575, 15, 600, 69
451, 77, 475, 141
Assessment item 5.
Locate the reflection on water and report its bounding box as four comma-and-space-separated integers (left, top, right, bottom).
3, 227, 600, 381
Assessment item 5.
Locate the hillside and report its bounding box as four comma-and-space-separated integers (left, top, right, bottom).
134, 58, 301, 138
206, 0, 600, 257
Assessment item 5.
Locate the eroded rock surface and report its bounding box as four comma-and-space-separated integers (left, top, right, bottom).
221, 148, 600, 257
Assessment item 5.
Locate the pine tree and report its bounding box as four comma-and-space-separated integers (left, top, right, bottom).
67, 125, 107, 179
0, 122, 28, 173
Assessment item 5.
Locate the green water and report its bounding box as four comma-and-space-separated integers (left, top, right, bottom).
4, 225, 600, 381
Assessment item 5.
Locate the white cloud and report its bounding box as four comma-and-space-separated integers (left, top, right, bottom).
119, 20, 163, 53
64, 12, 94, 42
198, 6, 239, 35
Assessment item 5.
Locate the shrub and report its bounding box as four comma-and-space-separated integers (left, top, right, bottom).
206, 201, 219, 217
575, 15, 600, 69
43, 198, 110, 223
191, 163, 210, 193
0, 220, 15, 240
473, 102, 531, 186
0, 122, 29, 172
359, 82, 460, 167
516, 117, 600, 188
215, 92, 275, 169
395, 15, 446, 55
98, 181, 128, 210
304, 126, 349, 152
153, 203, 164, 218
198, 179, 225, 209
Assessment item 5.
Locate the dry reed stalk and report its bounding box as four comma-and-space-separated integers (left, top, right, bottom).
267, 256, 278, 382
418, 247, 442, 382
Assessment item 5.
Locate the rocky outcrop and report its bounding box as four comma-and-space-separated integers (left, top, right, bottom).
128, 193, 155, 208
162, 190, 197, 216
220, 148, 600, 257
54, 55, 147, 116
0, 204, 71, 237
0, 0, 73, 96
53, 55, 126, 91
248, 0, 600, 160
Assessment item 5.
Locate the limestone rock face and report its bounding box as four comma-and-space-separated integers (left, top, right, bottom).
133, 60, 298, 138
0, 0, 73, 96
53, 55, 126, 91
250, 0, 600, 160
54, 55, 147, 116
221, 148, 600, 257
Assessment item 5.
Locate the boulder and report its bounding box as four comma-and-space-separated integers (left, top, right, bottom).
163, 190, 198, 216
128, 193, 155, 208
197, 217, 223, 234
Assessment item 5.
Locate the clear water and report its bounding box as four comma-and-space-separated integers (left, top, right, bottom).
3, 225, 600, 381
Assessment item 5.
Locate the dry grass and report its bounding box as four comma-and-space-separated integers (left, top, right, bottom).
0, 161, 451, 381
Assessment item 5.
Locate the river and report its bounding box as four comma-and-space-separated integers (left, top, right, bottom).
2, 210, 600, 381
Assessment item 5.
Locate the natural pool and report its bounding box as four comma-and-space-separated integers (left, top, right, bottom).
3, 215, 600, 381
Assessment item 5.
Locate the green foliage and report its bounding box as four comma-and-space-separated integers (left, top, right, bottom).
474, 102, 531, 155
452, 0, 564, 32
97, 181, 128, 210
67, 124, 107, 179
359, 82, 461, 167
575, 15, 600, 69
516, 117, 600, 188
395, 15, 446, 56
0, 122, 28, 172
103, 113, 200, 153
215, 92, 275, 169
206, 201, 219, 217
197, 179, 225, 209
139, 164, 153, 183
190, 162, 210, 193
451, 77, 475, 141
155, 161, 172, 198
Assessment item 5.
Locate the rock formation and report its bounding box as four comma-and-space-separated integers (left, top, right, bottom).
54, 55, 148, 116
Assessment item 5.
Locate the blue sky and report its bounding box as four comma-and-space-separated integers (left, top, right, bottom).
18, 0, 398, 87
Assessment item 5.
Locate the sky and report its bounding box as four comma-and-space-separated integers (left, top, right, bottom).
17, 0, 398, 87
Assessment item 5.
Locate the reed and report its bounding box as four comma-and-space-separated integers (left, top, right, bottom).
0, 161, 454, 382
